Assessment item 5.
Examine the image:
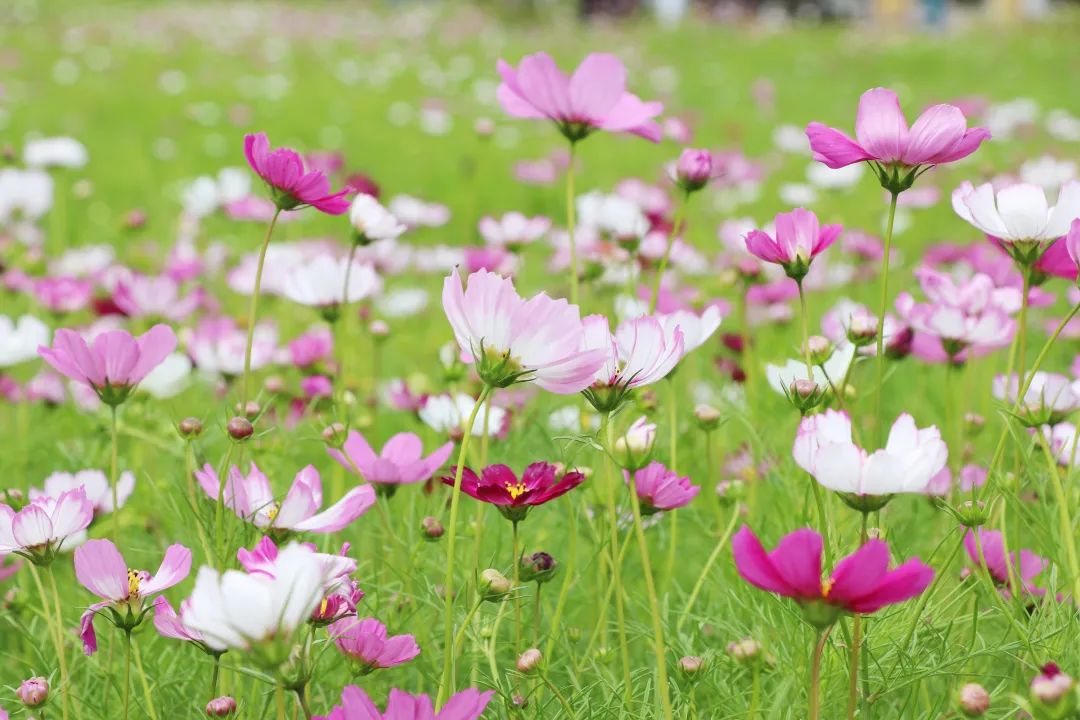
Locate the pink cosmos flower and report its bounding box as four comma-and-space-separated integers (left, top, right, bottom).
793, 409, 947, 507
153, 596, 219, 654
0, 488, 94, 563
188, 316, 277, 377
30, 469, 135, 518
964, 529, 1048, 598
496, 52, 663, 143
194, 463, 375, 536
806, 88, 990, 191
744, 208, 842, 281
626, 461, 700, 513
579, 314, 684, 411
113, 274, 199, 322
38, 324, 177, 405
314, 686, 493, 720
328, 430, 453, 494
328, 617, 420, 672
33, 276, 94, 314
1064, 217, 1080, 280
243, 133, 351, 215
478, 212, 551, 250
442, 462, 585, 523
733, 526, 933, 626
442, 268, 606, 393
288, 327, 333, 369
74, 539, 191, 654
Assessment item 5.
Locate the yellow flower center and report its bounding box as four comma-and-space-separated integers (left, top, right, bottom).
821, 578, 834, 598
319, 597, 329, 616
266, 503, 280, 521
505, 481, 528, 501
127, 569, 142, 597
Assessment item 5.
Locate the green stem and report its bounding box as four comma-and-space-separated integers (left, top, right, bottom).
132, 642, 159, 720
874, 191, 899, 444
210, 655, 220, 698
544, 495, 577, 661
565, 141, 579, 306
540, 671, 578, 719
1037, 431, 1080, 601
240, 208, 282, 407
601, 414, 633, 706
663, 377, 679, 589
900, 532, 964, 649
452, 599, 485, 656
435, 384, 493, 709
276, 684, 286, 720
336, 240, 360, 407
809, 627, 832, 720
847, 514, 868, 719
110, 405, 120, 543
678, 509, 739, 631
649, 190, 689, 314
797, 279, 813, 379
512, 521, 522, 657
123, 632, 131, 720
32, 565, 70, 720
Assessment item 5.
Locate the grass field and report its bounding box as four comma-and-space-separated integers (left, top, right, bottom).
3, 1, 1080, 718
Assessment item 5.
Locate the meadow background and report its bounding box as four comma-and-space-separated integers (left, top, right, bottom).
3, 0, 1080, 717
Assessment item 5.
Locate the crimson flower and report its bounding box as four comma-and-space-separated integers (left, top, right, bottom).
441, 462, 584, 522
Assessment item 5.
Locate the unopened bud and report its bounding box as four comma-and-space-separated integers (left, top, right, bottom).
694, 404, 722, 431
321, 422, 348, 448
964, 413, 985, 437
421, 516, 444, 540
226, 416, 253, 442
479, 568, 512, 601
726, 638, 762, 662
846, 314, 878, 347
794, 379, 817, 398
206, 695, 237, 717
474, 117, 495, 137
370, 320, 390, 339
17, 676, 48, 707
679, 655, 704, 676
264, 376, 286, 395
178, 417, 203, 439
1031, 663, 1076, 708
958, 683, 989, 717
516, 648, 543, 673
806, 335, 832, 365
511, 694, 528, 709
520, 552, 558, 584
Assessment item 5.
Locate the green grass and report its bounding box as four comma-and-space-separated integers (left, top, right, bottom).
3, 1, 1080, 718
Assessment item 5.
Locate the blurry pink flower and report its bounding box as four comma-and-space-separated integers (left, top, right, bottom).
463, 246, 517, 275
1066, 218, 1080, 281
195, 463, 375, 535
38, 324, 177, 406
744, 208, 841, 281
497, 53, 663, 143
113, 274, 198, 322
328, 430, 453, 493
478, 212, 551, 250
0, 488, 93, 563
33, 276, 94, 314
580, 314, 684, 410
188, 317, 277, 377
806, 88, 989, 191
243, 133, 351, 215
733, 526, 933, 625
313, 686, 493, 720
30, 469, 134, 517
513, 158, 559, 185
964, 529, 1048, 597
74, 539, 191, 654
442, 268, 605, 393
288, 327, 333, 369
672, 148, 714, 193
626, 461, 699, 513
329, 617, 420, 672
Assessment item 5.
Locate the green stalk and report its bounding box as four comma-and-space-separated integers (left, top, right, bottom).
110, 405, 120, 543
600, 413, 633, 706
565, 142, 579, 306
240, 208, 282, 407
1036, 431, 1080, 601
874, 192, 899, 444
846, 514, 868, 719
797, 279, 813, 379
809, 627, 832, 720
677, 509, 739, 631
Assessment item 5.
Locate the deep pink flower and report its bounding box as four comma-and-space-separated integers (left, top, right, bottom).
288, 327, 333, 369
627, 461, 700, 513
442, 462, 585, 523
38, 324, 177, 405
733, 526, 933, 627
496, 52, 663, 143
74, 539, 191, 654
744, 208, 841, 281
329, 617, 420, 672
672, 148, 714, 193
328, 430, 453, 494
243, 133, 351, 215
964, 529, 1048, 598
33, 276, 94, 314
806, 88, 989, 192
314, 686, 493, 720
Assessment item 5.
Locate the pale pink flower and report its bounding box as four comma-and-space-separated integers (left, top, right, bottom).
328, 430, 453, 492
30, 469, 135, 517
0, 488, 94, 562
478, 212, 551, 249
329, 617, 420, 671
579, 314, 684, 411
113, 274, 199, 322
744, 208, 841, 281
33, 276, 93, 314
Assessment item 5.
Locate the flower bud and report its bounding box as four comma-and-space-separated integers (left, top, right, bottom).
369, 320, 390, 339
1031, 663, 1077, 710
726, 637, 762, 662
674, 148, 713, 193
716, 479, 746, 505
846, 314, 878, 347
264, 375, 287, 395
678, 655, 704, 676
511, 694, 528, 709
421, 516, 444, 540
956, 500, 988, 529
233, 400, 260, 419
17, 676, 48, 707
177, 417, 203, 439
516, 648, 543, 673
321, 422, 348, 448
479, 568, 512, 602
964, 413, 985, 437
124, 208, 148, 230
206, 695, 238, 717
613, 417, 656, 471
520, 552, 558, 585
805, 335, 833, 365
439, 342, 466, 383
957, 683, 990, 717
694, 404, 722, 431
785, 379, 825, 413
474, 117, 495, 137
226, 416, 254, 442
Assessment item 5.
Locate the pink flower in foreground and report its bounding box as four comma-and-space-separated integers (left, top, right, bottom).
243, 133, 351, 215
627, 461, 700, 513
733, 526, 933, 627
0, 488, 94, 564
328, 430, 453, 495
496, 52, 663, 143
964, 529, 1049, 598
315, 686, 494, 720
74, 539, 191, 654
806, 88, 989, 192
195, 463, 375, 536
329, 617, 420, 672
38, 324, 177, 405
442, 268, 606, 393
744, 208, 841, 281
579, 314, 685, 411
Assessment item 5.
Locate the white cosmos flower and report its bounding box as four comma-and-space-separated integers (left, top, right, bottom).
0, 314, 50, 367
793, 409, 948, 496
581, 315, 685, 391
139, 352, 193, 399
952, 180, 1080, 243
23, 137, 88, 169
375, 287, 429, 318
349, 194, 406, 242
0, 168, 54, 223
478, 212, 551, 248
766, 343, 857, 395
419, 393, 507, 437
281, 256, 381, 308
577, 191, 649, 241
658, 306, 723, 355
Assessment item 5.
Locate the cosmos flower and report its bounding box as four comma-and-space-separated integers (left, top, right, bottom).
442, 462, 585, 523
349, 194, 406, 243
964, 529, 1048, 598
952, 180, 1080, 247
419, 393, 508, 438
313, 686, 493, 720
243, 133, 351, 214
30, 469, 135, 518
280, 255, 382, 313
626, 461, 700, 513
478, 212, 551, 250
579, 314, 685, 411
328, 617, 420, 673
0, 315, 50, 368
0, 488, 94, 564
744, 208, 842, 281
327, 430, 454, 494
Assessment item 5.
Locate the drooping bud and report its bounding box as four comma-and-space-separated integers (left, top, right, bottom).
519, 552, 558, 585
478, 568, 512, 602
421, 516, 444, 541
206, 695, 238, 717
516, 648, 543, 673
957, 683, 990, 717
17, 676, 48, 707
177, 417, 203, 439
226, 416, 253, 442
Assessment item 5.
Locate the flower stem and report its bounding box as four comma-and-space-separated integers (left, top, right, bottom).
797, 279, 813, 379
564, 141, 580, 306
600, 414, 633, 706
649, 190, 689, 314
275, 684, 286, 720
544, 494, 577, 661
512, 520, 522, 658
809, 627, 832, 720
677, 508, 739, 631
874, 191, 899, 444
846, 514, 868, 719
31, 564, 70, 720
452, 599, 485, 656
123, 632, 131, 720
1037, 431, 1080, 601
110, 405, 120, 543
663, 377, 679, 589
210, 654, 220, 698
622, 432, 675, 720
132, 642, 159, 720
240, 208, 282, 407
435, 384, 493, 709
336, 240, 360, 408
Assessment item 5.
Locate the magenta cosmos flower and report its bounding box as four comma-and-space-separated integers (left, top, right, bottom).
442, 462, 585, 523
733, 526, 933, 628
327, 430, 453, 497
74, 539, 192, 654
443, 268, 606, 392
964, 529, 1048, 598
314, 686, 493, 720
329, 617, 420, 673
195, 463, 375, 537
744, 208, 842, 281
497, 52, 663, 143
806, 88, 990, 193
0, 487, 94, 564
243, 133, 351, 215
38, 324, 177, 405
627, 461, 700, 514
